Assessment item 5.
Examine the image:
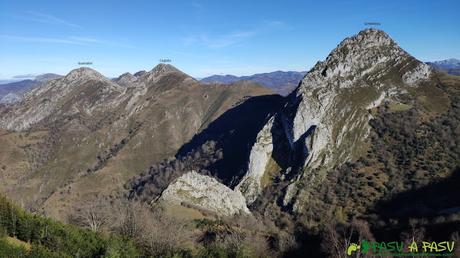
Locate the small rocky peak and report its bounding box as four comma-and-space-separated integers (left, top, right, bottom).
133, 70, 147, 77
325, 28, 402, 66
149, 63, 182, 76
115, 72, 139, 87
141, 63, 193, 84
116, 72, 137, 82
64, 67, 107, 82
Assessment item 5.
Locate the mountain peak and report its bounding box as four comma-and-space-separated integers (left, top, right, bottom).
141, 63, 192, 84
357, 28, 390, 37
343, 28, 394, 46
117, 72, 134, 80
150, 63, 182, 75
330, 29, 397, 60
115, 72, 138, 86
133, 70, 146, 77
64, 67, 106, 82
299, 29, 428, 89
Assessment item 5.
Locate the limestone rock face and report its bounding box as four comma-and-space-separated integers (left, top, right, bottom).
236, 29, 433, 209
402, 62, 432, 85
236, 117, 275, 204
289, 29, 431, 170
160, 171, 250, 216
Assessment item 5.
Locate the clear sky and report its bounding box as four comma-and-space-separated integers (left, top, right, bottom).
0, 0, 459, 79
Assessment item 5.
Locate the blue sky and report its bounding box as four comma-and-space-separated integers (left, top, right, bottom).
0, 0, 459, 79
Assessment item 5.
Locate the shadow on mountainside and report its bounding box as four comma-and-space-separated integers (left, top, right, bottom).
373, 167, 460, 221
368, 167, 460, 242
176, 94, 285, 185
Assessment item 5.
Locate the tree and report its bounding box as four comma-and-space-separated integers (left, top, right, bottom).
321, 220, 375, 258
70, 196, 109, 232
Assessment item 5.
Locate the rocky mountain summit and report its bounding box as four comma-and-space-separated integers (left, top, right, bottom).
115, 72, 138, 87
236, 29, 433, 209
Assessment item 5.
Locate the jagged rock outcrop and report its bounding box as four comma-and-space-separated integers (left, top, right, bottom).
237, 29, 433, 207
115, 72, 138, 87
133, 70, 146, 77
141, 63, 194, 84
236, 117, 275, 204
160, 171, 250, 216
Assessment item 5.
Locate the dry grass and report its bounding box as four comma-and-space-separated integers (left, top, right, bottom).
4, 236, 31, 251
387, 102, 412, 112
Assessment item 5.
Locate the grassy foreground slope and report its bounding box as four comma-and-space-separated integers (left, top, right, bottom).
0, 195, 140, 257
0, 195, 272, 258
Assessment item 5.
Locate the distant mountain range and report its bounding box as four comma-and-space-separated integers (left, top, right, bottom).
0, 80, 38, 104
201, 70, 307, 96
34, 73, 62, 82
0, 73, 62, 104
3, 58, 457, 104
427, 58, 460, 76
